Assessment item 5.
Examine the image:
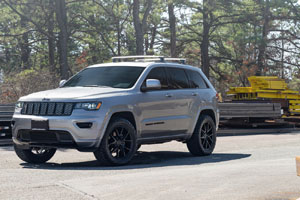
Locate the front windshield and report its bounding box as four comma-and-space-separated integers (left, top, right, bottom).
63, 66, 145, 88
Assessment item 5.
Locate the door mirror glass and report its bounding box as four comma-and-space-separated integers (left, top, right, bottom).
142, 79, 161, 92
59, 80, 67, 87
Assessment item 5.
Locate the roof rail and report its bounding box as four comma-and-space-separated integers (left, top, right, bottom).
164, 58, 186, 64
112, 55, 164, 62
111, 55, 186, 64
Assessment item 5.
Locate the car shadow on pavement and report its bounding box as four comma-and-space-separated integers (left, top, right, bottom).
20, 151, 251, 170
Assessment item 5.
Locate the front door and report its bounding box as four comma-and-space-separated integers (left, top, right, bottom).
137, 67, 192, 139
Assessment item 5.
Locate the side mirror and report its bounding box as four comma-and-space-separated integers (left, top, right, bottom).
59, 80, 67, 87
141, 79, 161, 92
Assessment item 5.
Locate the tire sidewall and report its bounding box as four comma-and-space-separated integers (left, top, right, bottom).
14, 144, 56, 164
197, 116, 216, 155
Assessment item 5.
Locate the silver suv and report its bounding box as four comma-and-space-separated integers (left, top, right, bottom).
12, 56, 219, 166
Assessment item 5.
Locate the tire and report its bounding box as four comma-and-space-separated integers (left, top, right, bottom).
94, 118, 137, 166
14, 144, 56, 164
187, 115, 216, 156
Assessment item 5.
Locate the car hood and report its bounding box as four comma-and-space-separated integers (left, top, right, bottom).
19, 87, 129, 101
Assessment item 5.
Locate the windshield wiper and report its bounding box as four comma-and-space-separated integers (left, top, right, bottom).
81, 85, 112, 88
82, 85, 100, 87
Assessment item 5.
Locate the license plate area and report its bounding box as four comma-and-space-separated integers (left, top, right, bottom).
31, 120, 49, 130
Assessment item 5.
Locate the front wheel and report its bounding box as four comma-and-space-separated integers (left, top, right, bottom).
187, 115, 216, 156
94, 118, 137, 166
14, 145, 56, 164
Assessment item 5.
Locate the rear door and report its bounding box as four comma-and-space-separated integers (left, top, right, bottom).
185, 69, 211, 127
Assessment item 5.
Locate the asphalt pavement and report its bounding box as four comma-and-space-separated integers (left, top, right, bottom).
0, 131, 300, 200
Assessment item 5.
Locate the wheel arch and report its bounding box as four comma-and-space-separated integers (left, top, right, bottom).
109, 111, 137, 130
199, 109, 216, 125
188, 108, 216, 140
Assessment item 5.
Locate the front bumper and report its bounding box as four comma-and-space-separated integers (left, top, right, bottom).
12, 110, 106, 151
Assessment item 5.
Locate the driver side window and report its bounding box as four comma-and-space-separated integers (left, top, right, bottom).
144, 67, 169, 90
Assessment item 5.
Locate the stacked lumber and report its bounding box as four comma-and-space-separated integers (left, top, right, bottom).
227, 76, 300, 115
219, 102, 282, 118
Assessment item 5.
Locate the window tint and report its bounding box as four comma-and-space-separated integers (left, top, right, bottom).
63, 66, 144, 88
166, 68, 189, 89
186, 70, 208, 89
145, 67, 168, 89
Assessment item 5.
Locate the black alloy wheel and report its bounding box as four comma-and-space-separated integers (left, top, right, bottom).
187, 115, 216, 156
200, 121, 214, 151
108, 126, 133, 159
94, 118, 137, 166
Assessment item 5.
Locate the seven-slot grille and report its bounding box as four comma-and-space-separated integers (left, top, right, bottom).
21, 102, 74, 116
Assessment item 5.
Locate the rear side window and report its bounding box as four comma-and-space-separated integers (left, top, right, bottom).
186, 70, 208, 89
145, 67, 168, 89
166, 68, 189, 89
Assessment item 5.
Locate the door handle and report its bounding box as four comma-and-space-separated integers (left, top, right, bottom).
165, 93, 173, 97
192, 92, 198, 96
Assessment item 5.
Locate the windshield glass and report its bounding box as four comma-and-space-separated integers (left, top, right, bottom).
63, 66, 145, 88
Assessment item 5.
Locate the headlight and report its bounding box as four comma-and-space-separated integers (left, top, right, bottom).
15, 102, 24, 109
74, 102, 102, 111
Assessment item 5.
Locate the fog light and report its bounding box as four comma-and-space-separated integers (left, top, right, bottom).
76, 122, 93, 129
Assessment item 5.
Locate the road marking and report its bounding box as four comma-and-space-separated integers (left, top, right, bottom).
57, 182, 99, 200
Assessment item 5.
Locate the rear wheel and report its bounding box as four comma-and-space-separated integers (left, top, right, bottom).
94, 118, 137, 166
187, 115, 216, 156
14, 145, 56, 164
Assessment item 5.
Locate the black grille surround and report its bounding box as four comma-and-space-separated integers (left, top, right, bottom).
21, 102, 74, 116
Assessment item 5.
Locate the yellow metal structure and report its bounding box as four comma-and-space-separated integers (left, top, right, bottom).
227, 76, 300, 114
289, 100, 300, 114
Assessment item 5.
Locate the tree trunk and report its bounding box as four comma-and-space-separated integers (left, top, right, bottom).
55, 0, 69, 80
20, 16, 30, 70
201, 0, 210, 78
116, 1, 121, 56
257, 0, 270, 76
132, 0, 153, 55
168, 2, 177, 57
117, 22, 121, 56
145, 33, 149, 53
149, 25, 157, 50
48, 0, 55, 72
133, 0, 144, 55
